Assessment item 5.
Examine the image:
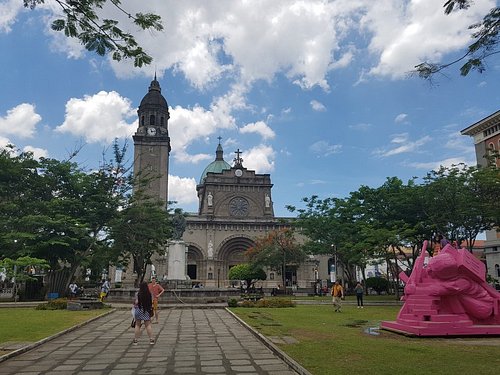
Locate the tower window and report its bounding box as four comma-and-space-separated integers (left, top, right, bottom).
161, 117, 164, 126
150, 115, 155, 125
141, 116, 145, 126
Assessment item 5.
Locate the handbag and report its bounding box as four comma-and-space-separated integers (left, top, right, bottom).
131, 318, 136, 328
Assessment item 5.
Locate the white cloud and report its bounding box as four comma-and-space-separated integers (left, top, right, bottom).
23, 145, 49, 159
15, 0, 496, 90
310, 179, 327, 185
40, 1, 366, 91
444, 131, 475, 154
373, 134, 431, 157
170, 104, 236, 163
240, 121, 275, 140
168, 175, 198, 205
394, 113, 408, 123
361, 0, 495, 78
0, 103, 42, 138
309, 140, 342, 157
242, 144, 275, 173
310, 100, 326, 112
55, 91, 136, 143
349, 122, 372, 131
407, 157, 475, 170
0, 136, 12, 149
0, 0, 23, 33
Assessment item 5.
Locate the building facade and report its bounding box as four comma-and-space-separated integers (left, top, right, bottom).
461, 110, 500, 283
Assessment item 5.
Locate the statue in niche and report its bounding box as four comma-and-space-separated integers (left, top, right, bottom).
171, 208, 187, 240
207, 192, 213, 207
208, 240, 214, 258
265, 193, 271, 208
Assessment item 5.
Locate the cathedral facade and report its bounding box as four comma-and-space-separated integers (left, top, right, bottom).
181, 142, 319, 289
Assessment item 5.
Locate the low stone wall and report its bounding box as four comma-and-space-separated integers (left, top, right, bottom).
107, 288, 241, 304
67, 299, 104, 310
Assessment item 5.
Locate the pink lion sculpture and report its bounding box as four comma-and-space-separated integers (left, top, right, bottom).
381, 241, 500, 336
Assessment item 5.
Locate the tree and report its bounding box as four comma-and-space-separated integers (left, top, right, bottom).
0, 141, 130, 294
228, 264, 266, 293
245, 228, 306, 292
365, 277, 389, 295
24, 0, 163, 67
422, 163, 499, 251
0, 256, 49, 301
414, 1, 499, 80
109, 195, 172, 286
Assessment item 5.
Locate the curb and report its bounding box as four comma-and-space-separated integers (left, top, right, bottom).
225, 308, 312, 375
0, 308, 115, 364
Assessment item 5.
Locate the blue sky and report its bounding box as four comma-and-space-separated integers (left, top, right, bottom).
1, 0, 499, 217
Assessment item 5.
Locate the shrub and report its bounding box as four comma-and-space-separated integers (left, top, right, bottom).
227, 298, 238, 307
36, 298, 68, 310
365, 277, 389, 295
233, 298, 295, 308
255, 298, 295, 308
239, 300, 256, 307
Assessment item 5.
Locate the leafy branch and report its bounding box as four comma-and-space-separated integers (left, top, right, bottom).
24, 0, 163, 67
411, 2, 499, 80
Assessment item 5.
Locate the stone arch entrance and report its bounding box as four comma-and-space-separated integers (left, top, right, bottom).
217, 236, 255, 283
187, 245, 203, 281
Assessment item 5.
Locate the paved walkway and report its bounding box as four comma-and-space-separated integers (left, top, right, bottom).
0, 308, 303, 375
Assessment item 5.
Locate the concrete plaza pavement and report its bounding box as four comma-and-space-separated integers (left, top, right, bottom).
0, 307, 307, 375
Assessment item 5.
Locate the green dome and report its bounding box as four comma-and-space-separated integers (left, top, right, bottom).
199, 143, 231, 183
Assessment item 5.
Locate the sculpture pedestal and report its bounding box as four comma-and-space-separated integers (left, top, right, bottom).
166, 241, 188, 281
381, 293, 500, 336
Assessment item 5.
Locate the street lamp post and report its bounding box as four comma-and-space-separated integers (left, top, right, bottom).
283, 249, 286, 295
331, 244, 337, 282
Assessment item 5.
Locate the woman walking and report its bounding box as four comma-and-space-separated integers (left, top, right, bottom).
133, 281, 155, 345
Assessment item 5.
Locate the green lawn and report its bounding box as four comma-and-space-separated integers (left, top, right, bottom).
0, 308, 109, 345
231, 305, 500, 375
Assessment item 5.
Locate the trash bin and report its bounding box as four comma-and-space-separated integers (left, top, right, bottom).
47, 292, 59, 299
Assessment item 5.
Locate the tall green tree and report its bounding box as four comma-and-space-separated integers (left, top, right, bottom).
422, 163, 499, 250
24, 0, 163, 66
0, 141, 130, 294
0, 146, 40, 258
109, 194, 172, 286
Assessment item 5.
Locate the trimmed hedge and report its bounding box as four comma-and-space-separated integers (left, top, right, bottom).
35, 298, 68, 310
233, 298, 295, 308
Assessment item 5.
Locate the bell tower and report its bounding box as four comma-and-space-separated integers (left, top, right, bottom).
133, 76, 171, 206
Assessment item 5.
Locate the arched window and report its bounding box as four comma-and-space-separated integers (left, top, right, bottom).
161, 117, 164, 126
150, 115, 155, 125
496, 264, 500, 278
141, 116, 144, 126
